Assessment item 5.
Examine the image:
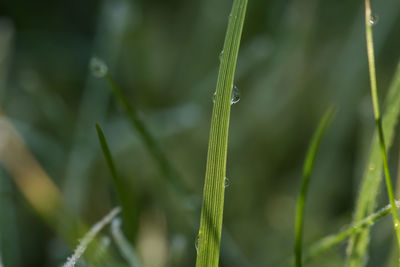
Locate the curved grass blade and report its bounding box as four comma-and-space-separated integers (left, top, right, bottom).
195, 0, 247, 266
294, 107, 336, 267
63, 207, 121, 267
96, 124, 137, 239
305, 200, 400, 262
346, 4, 400, 266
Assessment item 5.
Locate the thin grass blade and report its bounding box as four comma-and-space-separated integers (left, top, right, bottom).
103, 74, 185, 195
195, 0, 247, 266
96, 124, 138, 239
294, 107, 336, 267
305, 200, 400, 262
346, 3, 400, 266
62, 207, 121, 267
111, 218, 141, 267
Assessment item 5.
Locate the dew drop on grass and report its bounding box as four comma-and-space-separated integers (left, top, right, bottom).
195, 234, 200, 252
231, 85, 240, 105
212, 85, 240, 105
219, 50, 224, 61
369, 14, 379, 26
90, 57, 108, 78
224, 177, 230, 188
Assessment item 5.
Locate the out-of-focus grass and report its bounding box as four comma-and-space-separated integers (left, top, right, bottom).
347, 47, 400, 267
1, 0, 400, 266
295, 107, 335, 267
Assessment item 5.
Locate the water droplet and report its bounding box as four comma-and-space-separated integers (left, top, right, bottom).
231, 85, 240, 105
224, 177, 230, 188
369, 14, 379, 26
195, 234, 200, 252
396, 222, 399, 228
212, 85, 240, 105
219, 50, 224, 61
90, 57, 108, 78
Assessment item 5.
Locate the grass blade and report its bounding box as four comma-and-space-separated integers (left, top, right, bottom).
364, 0, 400, 256
195, 0, 247, 266
346, 3, 400, 265
62, 207, 121, 267
305, 200, 400, 262
96, 124, 120, 189
294, 107, 336, 267
96, 124, 138, 239
93, 63, 253, 266
103, 74, 185, 195
111, 218, 141, 267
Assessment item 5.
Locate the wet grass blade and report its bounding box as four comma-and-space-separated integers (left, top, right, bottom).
346, 3, 400, 265
94, 66, 252, 266
62, 207, 121, 267
294, 107, 336, 267
195, 0, 247, 266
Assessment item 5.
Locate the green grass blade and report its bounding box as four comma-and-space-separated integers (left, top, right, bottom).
96, 124, 120, 187
96, 68, 252, 266
62, 207, 121, 267
111, 218, 141, 267
103, 74, 185, 195
294, 107, 336, 267
305, 201, 400, 262
195, 0, 247, 266
346, 3, 400, 265
96, 124, 137, 239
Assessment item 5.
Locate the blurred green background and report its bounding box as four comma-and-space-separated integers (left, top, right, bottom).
1, 0, 400, 266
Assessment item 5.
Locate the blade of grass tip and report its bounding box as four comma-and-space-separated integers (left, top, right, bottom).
62, 207, 121, 267
111, 218, 142, 267
304, 200, 400, 262
96, 124, 138, 239
294, 107, 336, 267
102, 73, 186, 195
96, 124, 120, 188
195, 0, 247, 266
346, 60, 400, 264
364, 0, 400, 258
0, 112, 121, 265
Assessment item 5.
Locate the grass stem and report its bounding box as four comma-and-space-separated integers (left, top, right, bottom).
346, 60, 400, 265
195, 0, 247, 266
364, 0, 400, 256
103, 74, 185, 195
294, 107, 335, 267
305, 200, 400, 262
62, 207, 121, 267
